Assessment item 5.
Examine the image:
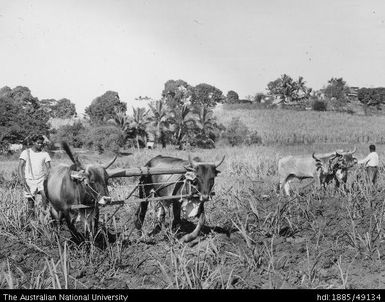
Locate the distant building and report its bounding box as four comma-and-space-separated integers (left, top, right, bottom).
238, 99, 252, 104
347, 86, 360, 98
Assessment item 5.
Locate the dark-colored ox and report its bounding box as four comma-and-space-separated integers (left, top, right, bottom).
134, 154, 225, 243
278, 147, 356, 196
44, 142, 117, 242
324, 148, 358, 190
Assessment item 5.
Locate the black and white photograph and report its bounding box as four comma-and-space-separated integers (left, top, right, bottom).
1, 0, 385, 293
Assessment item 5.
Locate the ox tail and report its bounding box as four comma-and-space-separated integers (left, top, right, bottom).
61, 141, 83, 169
43, 177, 49, 202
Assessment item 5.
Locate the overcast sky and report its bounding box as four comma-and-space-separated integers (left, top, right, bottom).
1, 0, 384, 114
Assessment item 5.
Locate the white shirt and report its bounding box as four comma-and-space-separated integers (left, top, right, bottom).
20, 148, 51, 180
358, 152, 379, 167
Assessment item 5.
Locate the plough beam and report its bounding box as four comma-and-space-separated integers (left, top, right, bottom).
107, 167, 188, 178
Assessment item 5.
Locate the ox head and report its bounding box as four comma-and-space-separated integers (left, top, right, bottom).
70, 154, 117, 206
330, 147, 358, 183
185, 155, 225, 202
312, 152, 338, 175
335, 147, 358, 170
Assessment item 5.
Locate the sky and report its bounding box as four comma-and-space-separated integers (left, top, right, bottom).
1, 0, 385, 115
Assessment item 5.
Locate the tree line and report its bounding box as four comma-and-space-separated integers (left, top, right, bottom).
243, 75, 384, 114
1, 75, 383, 153
0, 81, 240, 153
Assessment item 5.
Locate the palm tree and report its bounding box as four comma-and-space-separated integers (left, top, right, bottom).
281, 74, 296, 103
108, 109, 130, 130
131, 107, 150, 149
107, 108, 132, 145
196, 106, 215, 136
148, 99, 169, 148
296, 76, 312, 101
195, 106, 217, 148
169, 105, 196, 149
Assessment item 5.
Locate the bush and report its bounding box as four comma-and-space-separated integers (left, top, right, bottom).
84, 125, 125, 153
246, 130, 262, 145
193, 133, 216, 149
312, 100, 327, 111
224, 117, 249, 146
51, 121, 86, 148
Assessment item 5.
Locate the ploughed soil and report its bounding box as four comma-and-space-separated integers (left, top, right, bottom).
2, 178, 385, 290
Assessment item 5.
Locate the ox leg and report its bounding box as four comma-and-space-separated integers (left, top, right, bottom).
64, 211, 83, 243
149, 203, 165, 236
280, 175, 293, 197
333, 175, 345, 193
281, 178, 291, 197
180, 202, 205, 243
39, 189, 48, 211
93, 207, 100, 236
315, 174, 321, 188
134, 180, 151, 231
134, 201, 149, 231
83, 208, 99, 241
172, 201, 182, 231
283, 182, 291, 197
340, 172, 349, 193
49, 207, 63, 234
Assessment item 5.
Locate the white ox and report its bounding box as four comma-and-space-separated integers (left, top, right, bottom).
278, 148, 356, 196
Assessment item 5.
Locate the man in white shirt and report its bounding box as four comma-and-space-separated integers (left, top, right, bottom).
358, 144, 379, 185
18, 134, 51, 218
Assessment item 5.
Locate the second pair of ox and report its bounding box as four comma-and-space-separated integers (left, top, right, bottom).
278, 147, 357, 196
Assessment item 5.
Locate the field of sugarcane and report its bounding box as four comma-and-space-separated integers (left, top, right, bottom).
216, 107, 385, 146
1, 108, 385, 289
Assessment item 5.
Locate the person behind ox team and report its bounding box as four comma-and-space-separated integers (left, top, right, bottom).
358, 144, 379, 185
18, 134, 51, 218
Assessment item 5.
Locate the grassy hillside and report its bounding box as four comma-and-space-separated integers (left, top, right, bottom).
214, 106, 385, 146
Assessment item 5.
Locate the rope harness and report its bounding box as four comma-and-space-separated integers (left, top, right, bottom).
136, 168, 207, 219
138, 170, 199, 203
69, 171, 102, 210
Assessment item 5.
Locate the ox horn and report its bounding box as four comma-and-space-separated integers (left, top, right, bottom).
214, 155, 225, 168
188, 154, 197, 168
312, 152, 319, 161
335, 149, 343, 156
349, 146, 357, 154
103, 155, 118, 169
336, 146, 357, 156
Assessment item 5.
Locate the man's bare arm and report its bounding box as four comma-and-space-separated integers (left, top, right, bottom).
18, 159, 28, 189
